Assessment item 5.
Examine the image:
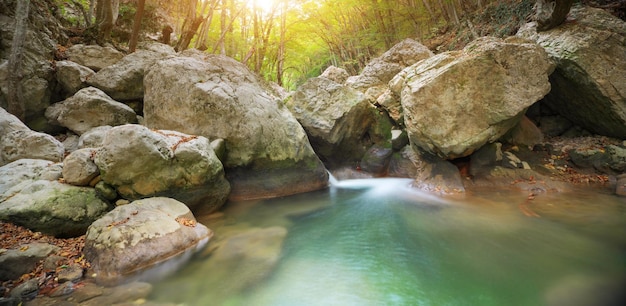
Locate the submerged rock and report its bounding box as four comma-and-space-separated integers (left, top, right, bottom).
143, 52, 328, 200
518, 6, 626, 138
396, 36, 553, 159
84, 197, 212, 285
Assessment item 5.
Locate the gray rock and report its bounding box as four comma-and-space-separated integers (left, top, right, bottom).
66, 44, 124, 72
397, 36, 553, 159
78, 126, 112, 148
518, 6, 626, 138
0, 108, 64, 166
504, 116, 544, 147
62, 148, 99, 186
93, 125, 230, 213
57, 264, 83, 283
0, 180, 111, 237
94, 181, 117, 201
0, 159, 62, 199
84, 198, 211, 284
79, 282, 152, 306
144, 54, 328, 200
88, 49, 174, 100
320, 65, 350, 84
360, 144, 393, 175
55, 60, 95, 97
286, 76, 393, 168
538, 115, 573, 137
9, 279, 39, 301
412, 149, 465, 194
45, 87, 137, 135
0, 243, 59, 281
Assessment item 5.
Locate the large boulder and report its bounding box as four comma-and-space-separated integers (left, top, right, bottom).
84, 197, 212, 284
93, 124, 230, 213
55, 60, 96, 97
0, 180, 111, 237
45, 87, 137, 135
286, 76, 393, 168
0, 159, 62, 199
0, 107, 64, 166
347, 38, 434, 99
396, 36, 554, 159
143, 53, 328, 200
87, 47, 174, 100
518, 6, 626, 138
0, 243, 59, 281
65, 44, 124, 72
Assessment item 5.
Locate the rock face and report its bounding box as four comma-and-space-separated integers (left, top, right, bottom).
62, 148, 99, 186
55, 60, 96, 97
84, 197, 212, 284
0, 159, 62, 195
65, 44, 124, 72
518, 6, 626, 139
1, 108, 64, 166
286, 76, 393, 168
45, 87, 137, 135
143, 53, 328, 200
93, 124, 230, 213
347, 38, 434, 97
87, 47, 174, 100
0, 243, 59, 281
0, 180, 111, 237
396, 36, 554, 159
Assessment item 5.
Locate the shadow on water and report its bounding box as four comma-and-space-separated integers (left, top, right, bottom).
149, 178, 626, 306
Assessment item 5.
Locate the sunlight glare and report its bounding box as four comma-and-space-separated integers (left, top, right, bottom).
249, 0, 277, 13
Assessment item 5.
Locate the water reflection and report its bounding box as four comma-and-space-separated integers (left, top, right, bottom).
150, 179, 626, 306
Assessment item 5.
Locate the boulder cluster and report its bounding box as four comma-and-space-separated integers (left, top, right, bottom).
1, 4, 625, 304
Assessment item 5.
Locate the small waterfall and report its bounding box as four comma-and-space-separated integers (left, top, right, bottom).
328, 171, 339, 186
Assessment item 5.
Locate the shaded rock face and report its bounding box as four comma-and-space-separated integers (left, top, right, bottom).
45, 87, 137, 135
84, 197, 212, 284
143, 53, 328, 200
54, 60, 95, 97
0, 243, 59, 281
93, 124, 230, 213
0, 107, 64, 166
0, 180, 111, 237
397, 36, 554, 159
518, 6, 626, 139
286, 76, 393, 168
0, 0, 65, 126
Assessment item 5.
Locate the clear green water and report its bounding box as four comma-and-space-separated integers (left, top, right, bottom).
150, 178, 626, 306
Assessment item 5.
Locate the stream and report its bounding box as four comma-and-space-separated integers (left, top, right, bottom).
148, 178, 626, 306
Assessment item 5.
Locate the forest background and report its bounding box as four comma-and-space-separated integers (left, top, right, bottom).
53, 0, 622, 90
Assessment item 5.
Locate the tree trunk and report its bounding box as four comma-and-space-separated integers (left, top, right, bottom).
128, 0, 145, 52
95, 0, 119, 45
535, 0, 574, 31
7, 0, 30, 121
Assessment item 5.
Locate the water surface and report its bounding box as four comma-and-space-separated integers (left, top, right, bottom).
150, 178, 626, 306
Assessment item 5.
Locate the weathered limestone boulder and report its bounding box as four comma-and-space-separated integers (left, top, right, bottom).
78, 126, 112, 148
144, 53, 328, 200
396, 36, 554, 159
286, 76, 393, 168
55, 60, 96, 97
0, 243, 59, 281
0, 180, 111, 237
87, 47, 174, 100
1, 108, 64, 166
347, 38, 434, 99
0, 159, 62, 199
320, 65, 350, 84
518, 6, 626, 138
84, 197, 212, 284
45, 87, 137, 135
93, 124, 230, 213
62, 148, 99, 186
65, 44, 124, 72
